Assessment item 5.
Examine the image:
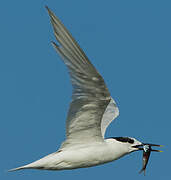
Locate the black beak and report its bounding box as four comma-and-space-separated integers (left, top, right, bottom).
132, 143, 163, 152
132, 143, 163, 175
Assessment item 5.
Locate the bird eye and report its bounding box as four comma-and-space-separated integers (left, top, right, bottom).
128, 138, 134, 144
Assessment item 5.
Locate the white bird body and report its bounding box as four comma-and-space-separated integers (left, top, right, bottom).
12, 139, 139, 171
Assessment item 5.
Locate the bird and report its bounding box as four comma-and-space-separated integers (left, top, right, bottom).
9, 6, 162, 174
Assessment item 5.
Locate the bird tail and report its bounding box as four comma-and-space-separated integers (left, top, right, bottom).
8, 165, 29, 172
8, 159, 42, 172
8, 151, 60, 172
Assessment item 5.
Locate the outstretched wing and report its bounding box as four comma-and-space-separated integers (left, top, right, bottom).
46, 7, 119, 148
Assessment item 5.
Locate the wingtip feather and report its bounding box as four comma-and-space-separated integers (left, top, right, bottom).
45, 5, 49, 11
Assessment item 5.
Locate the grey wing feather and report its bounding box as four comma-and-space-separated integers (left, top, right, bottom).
46, 7, 119, 148
101, 98, 119, 138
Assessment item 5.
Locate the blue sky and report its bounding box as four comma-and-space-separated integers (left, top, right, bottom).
1, 0, 170, 180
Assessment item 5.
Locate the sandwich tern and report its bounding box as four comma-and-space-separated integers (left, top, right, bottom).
9, 6, 162, 174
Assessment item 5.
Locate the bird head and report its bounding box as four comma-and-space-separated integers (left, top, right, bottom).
112, 137, 163, 175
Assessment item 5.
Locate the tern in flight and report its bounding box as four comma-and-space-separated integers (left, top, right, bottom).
9, 6, 162, 174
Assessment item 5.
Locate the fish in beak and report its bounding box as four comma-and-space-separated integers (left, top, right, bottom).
133, 143, 163, 175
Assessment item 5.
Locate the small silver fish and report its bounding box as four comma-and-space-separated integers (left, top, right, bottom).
139, 145, 151, 175
139, 144, 163, 175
